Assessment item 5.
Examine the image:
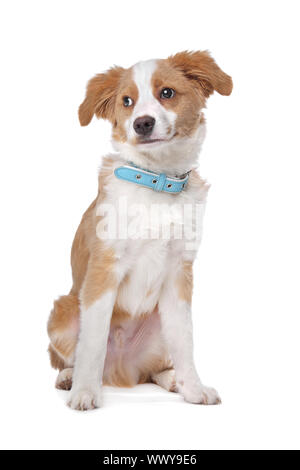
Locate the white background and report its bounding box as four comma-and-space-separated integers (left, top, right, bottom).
0, 0, 299, 450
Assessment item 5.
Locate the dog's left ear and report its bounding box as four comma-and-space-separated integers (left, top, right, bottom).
78, 66, 125, 126
168, 50, 233, 97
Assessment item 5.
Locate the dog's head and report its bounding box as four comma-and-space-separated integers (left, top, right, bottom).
79, 51, 232, 166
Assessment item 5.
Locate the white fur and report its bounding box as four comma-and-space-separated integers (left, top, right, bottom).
113, 122, 206, 177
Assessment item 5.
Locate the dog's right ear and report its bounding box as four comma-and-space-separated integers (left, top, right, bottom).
78, 66, 125, 126
168, 50, 233, 98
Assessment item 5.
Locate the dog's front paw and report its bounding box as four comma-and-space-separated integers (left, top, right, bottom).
68, 388, 102, 411
181, 384, 221, 405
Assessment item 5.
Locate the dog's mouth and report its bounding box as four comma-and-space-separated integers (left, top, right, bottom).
138, 138, 166, 145
137, 135, 176, 146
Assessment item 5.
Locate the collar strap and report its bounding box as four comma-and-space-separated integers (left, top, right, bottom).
114, 164, 189, 194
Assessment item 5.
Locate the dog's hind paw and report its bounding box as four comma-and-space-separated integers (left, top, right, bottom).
55, 368, 73, 390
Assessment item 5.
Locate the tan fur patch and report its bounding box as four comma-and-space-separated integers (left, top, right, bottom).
81, 245, 117, 308
70, 205, 95, 296
70, 157, 114, 297
177, 261, 193, 303
188, 168, 210, 189
138, 357, 173, 385
78, 67, 138, 143
103, 360, 136, 387
48, 159, 118, 371
47, 294, 80, 364
48, 294, 80, 333
111, 304, 131, 326
48, 344, 66, 371
78, 66, 125, 125
111, 68, 138, 143
152, 60, 205, 139
167, 50, 233, 97
82, 161, 116, 309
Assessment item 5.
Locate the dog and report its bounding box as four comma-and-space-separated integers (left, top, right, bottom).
47, 50, 232, 410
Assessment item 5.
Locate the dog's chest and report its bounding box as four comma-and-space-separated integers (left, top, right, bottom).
100, 170, 206, 316
101, 170, 202, 245
115, 238, 172, 315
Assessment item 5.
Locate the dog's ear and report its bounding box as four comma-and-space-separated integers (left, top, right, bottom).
168, 50, 233, 97
78, 66, 125, 126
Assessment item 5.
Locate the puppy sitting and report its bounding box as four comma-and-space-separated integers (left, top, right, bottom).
47, 51, 232, 410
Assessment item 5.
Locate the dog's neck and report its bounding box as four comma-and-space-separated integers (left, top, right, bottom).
112, 123, 206, 177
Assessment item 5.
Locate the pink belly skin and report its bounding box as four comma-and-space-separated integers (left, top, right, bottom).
103, 310, 169, 386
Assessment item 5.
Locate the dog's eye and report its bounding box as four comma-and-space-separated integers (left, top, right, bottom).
123, 96, 133, 107
160, 88, 175, 99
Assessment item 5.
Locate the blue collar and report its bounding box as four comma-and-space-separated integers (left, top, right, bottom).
114, 163, 190, 194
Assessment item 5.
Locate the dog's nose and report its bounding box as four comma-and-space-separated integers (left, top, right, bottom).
133, 116, 155, 136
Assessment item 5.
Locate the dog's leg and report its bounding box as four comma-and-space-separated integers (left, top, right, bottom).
68, 292, 116, 410
151, 369, 177, 392
158, 264, 221, 405
68, 249, 119, 411
56, 368, 73, 390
